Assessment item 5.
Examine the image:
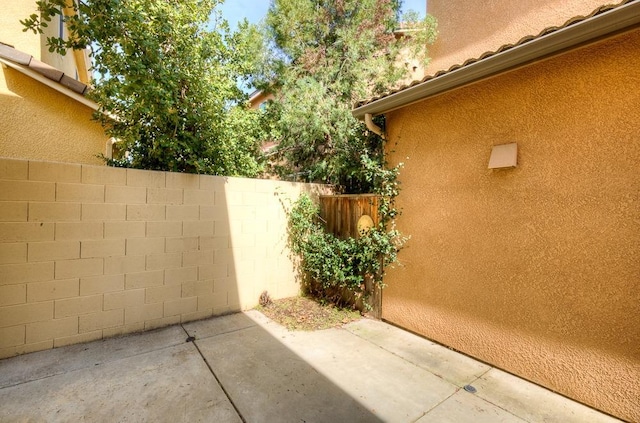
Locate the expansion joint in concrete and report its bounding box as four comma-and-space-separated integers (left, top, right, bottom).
412, 388, 459, 423
179, 324, 247, 423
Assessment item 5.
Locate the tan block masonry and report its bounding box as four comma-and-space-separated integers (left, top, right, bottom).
0, 158, 330, 358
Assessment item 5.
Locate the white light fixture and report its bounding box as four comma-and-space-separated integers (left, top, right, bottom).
488, 143, 518, 169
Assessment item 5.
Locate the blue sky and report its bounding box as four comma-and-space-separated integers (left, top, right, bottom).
219, 0, 427, 29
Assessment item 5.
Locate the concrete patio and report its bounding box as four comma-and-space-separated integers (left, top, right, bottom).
0, 310, 622, 422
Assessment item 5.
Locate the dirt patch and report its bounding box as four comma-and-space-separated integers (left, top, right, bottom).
256, 295, 362, 331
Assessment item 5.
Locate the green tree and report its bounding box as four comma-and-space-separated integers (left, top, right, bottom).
261, 0, 436, 192
22, 0, 265, 176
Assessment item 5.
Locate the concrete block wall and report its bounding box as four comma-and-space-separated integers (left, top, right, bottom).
0, 158, 327, 358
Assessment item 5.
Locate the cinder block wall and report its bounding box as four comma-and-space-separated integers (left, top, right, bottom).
0, 158, 326, 359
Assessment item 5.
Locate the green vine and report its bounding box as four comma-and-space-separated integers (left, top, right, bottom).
286, 155, 407, 309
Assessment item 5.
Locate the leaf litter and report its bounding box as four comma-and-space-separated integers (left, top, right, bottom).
256, 295, 362, 331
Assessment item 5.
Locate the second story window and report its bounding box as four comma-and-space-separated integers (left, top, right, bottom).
58, 9, 64, 39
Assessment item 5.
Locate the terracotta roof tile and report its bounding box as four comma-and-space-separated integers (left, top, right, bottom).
27, 58, 64, 82
356, 0, 636, 108
0, 42, 89, 95
60, 74, 87, 94
0, 43, 31, 65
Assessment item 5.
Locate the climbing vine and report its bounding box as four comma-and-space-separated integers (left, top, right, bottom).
286, 155, 407, 309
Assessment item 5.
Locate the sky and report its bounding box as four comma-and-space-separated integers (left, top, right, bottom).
219, 0, 427, 29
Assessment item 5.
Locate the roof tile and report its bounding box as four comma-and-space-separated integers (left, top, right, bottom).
60, 74, 87, 95
357, 0, 635, 108
0, 42, 90, 97
0, 42, 31, 66
28, 58, 64, 82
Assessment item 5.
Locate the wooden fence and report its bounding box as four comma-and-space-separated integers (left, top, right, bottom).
319, 194, 379, 238
318, 194, 382, 317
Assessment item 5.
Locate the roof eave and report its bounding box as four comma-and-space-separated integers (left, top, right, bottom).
353, 0, 640, 119
248, 89, 262, 103
0, 57, 99, 111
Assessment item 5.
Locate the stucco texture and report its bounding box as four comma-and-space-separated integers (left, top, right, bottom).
0, 67, 106, 165
1, 1, 42, 59
383, 29, 640, 421
426, 0, 610, 75
2, 0, 89, 81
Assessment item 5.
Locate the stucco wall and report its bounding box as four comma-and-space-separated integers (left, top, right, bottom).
2, 1, 42, 59
426, 0, 609, 74
38, 18, 82, 80
0, 158, 327, 359
1, 1, 98, 163
2, 0, 80, 77
383, 29, 640, 421
0, 67, 106, 165
249, 91, 275, 110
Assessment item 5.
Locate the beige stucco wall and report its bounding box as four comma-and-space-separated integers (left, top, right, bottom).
2, 0, 82, 77
0, 67, 106, 165
0, 158, 327, 359
38, 21, 84, 80
426, 0, 609, 74
383, 28, 640, 422
2, 1, 43, 59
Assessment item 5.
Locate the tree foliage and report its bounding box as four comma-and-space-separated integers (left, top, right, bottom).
261, 0, 436, 192
22, 0, 265, 176
264, 1, 435, 306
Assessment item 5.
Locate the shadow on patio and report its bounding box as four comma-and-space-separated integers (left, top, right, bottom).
0, 311, 622, 423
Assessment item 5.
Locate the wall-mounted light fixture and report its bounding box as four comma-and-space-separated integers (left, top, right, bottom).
488, 143, 518, 169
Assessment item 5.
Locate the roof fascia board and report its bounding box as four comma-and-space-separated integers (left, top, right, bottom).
0, 57, 99, 111
248, 89, 261, 102
353, 1, 640, 118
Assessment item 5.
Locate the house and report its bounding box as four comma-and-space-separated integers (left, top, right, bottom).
0, 2, 108, 165
353, 0, 640, 421
248, 89, 274, 111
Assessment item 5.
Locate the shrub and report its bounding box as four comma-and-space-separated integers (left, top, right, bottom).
286, 157, 407, 309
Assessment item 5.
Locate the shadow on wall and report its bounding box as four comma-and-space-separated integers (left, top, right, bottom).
0, 158, 330, 359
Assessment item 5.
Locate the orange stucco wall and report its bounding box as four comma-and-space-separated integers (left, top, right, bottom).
426, 0, 609, 74
0, 67, 106, 165
249, 91, 275, 110
383, 28, 640, 421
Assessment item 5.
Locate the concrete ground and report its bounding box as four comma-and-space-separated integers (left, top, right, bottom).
0, 311, 623, 423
